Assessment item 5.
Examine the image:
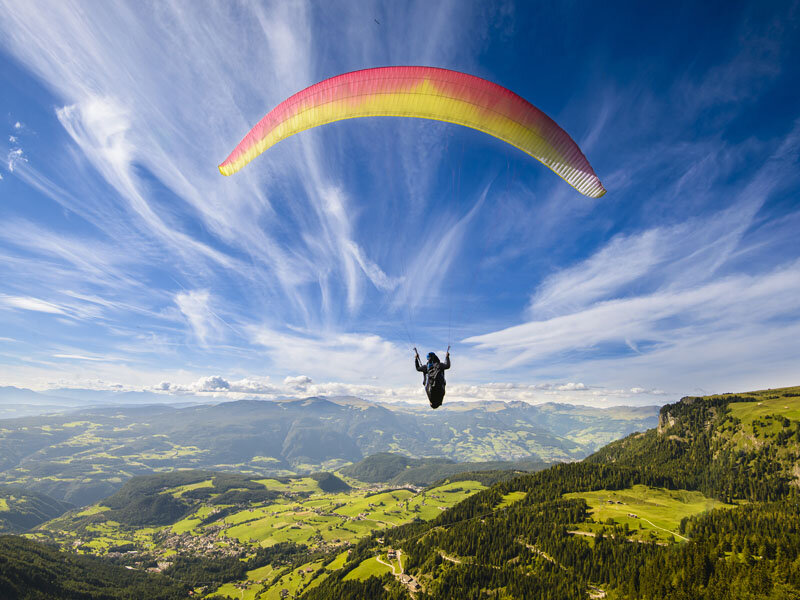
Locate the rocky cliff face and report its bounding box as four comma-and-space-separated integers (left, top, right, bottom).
657, 410, 676, 433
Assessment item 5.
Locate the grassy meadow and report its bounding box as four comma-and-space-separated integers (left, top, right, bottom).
564, 484, 735, 542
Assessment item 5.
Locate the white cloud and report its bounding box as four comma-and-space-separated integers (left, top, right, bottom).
157, 374, 280, 397
556, 382, 587, 391
250, 325, 409, 385
0, 219, 135, 286
7, 148, 25, 171
464, 259, 800, 397
1, 295, 67, 314
392, 183, 488, 312
175, 290, 223, 345
529, 229, 664, 317
469, 262, 800, 359
55, 97, 235, 271
230, 377, 282, 395
528, 121, 797, 319
64, 374, 664, 407
194, 375, 230, 391
52, 353, 115, 362
284, 375, 313, 389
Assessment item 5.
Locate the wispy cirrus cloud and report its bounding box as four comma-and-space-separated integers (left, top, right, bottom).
469, 261, 800, 361
0, 0, 481, 332
174, 290, 225, 345
52, 353, 123, 362
465, 114, 800, 389
0, 295, 67, 314
0, 219, 136, 287
392, 182, 489, 312
249, 325, 408, 385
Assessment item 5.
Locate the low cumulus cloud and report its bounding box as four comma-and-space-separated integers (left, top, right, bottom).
145, 375, 666, 407
157, 375, 280, 396
555, 382, 587, 391
284, 375, 313, 389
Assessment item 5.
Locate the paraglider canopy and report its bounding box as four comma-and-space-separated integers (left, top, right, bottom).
219, 66, 605, 198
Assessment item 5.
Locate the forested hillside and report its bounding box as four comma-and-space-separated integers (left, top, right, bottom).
588, 386, 800, 501
0, 485, 72, 533
0, 536, 187, 600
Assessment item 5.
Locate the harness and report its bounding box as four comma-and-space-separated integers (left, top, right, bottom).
425, 360, 445, 390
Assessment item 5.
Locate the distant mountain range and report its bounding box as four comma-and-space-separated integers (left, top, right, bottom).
0, 386, 211, 418
0, 394, 658, 505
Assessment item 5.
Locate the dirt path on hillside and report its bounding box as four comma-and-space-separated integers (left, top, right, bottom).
439, 552, 462, 564
639, 518, 689, 541
376, 555, 396, 574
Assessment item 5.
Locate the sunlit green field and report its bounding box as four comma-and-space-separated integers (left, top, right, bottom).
708, 387, 800, 453
342, 556, 392, 581
170, 479, 214, 497
170, 505, 216, 534
497, 490, 527, 508
325, 551, 349, 570
252, 477, 320, 492
74, 505, 110, 517
214, 581, 261, 600
727, 388, 800, 424
209, 562, 278, 599
219, 480, 485, 549
246, 564, 274, 581
564, 485, 734, 542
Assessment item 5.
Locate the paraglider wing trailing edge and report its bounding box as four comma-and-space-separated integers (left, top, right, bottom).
218, 66, 606, 198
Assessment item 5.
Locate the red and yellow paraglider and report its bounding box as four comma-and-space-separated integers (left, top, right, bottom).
219, 66, 605, 198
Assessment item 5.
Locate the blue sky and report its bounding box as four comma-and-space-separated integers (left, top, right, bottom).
0, 0, 798, 406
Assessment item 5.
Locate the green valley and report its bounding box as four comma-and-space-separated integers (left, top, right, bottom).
28, 470, 488, 599
4, 385, 800, 599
